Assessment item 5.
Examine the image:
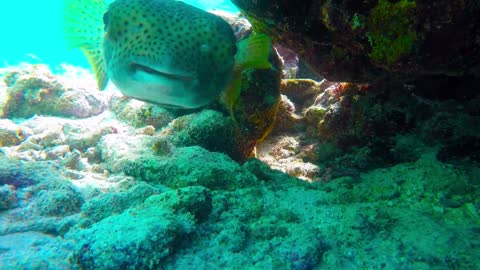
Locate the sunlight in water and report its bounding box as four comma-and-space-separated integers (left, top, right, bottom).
0, 0, 238, 69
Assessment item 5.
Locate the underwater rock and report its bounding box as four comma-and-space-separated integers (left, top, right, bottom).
260, 81, 403, 179
1, 4, 479, 269
417, 105, 480, 164
281, 81, 314, 107
164, 107, 273, 161
28, 186, 84, 217
254, 78, 342, 180
149, 146, 257, 190
313, 80, 480, 173
46, 145, 71, 160
257, 135, 321, 181
275, 45, 299, 78
165, 110, 236, 155
232, 0, 480, 84
81, 182, 160, 224
310, 83, 371, 141
210, 10, 253, 40
166, 175, 329, 269
0, 156, 84, 236
97, 134, 156, 173
0, 232, 71, 269
0, 114, 120, 168
272, 79, 335, 134
0, 88, 478, 270
61, 149, 89, 171
0, 119, 31, 147
212, 220, 248, 252
144, 186, 213, 222
242, 157, 288, 182
109, 95, 175, 129
259, 73, 480, 180
437, 136, 480, 164
0, 185, 17, 210
99, 133, 256, 189
0, 156, 44, 188
66, 205, 194, 269
63, 122, 117, 152
1, 64, 108, 118
273, 94, 302, 133
281, 79, 330, 110
0, 78, 6, 116
279, 228, 328, 270
136, 125, 156, 136
323, 151, 480, 214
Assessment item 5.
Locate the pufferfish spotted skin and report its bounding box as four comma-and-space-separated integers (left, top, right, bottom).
64, 0, 271, 110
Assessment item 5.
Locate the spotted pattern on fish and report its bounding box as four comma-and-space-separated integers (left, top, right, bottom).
64, 0, 271, 109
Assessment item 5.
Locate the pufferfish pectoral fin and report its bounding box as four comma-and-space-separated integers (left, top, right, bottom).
222, 34, 272, 120
234, 34, 272, 71
63, 0, 109, 90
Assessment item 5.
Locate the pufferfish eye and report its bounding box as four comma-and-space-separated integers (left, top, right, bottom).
103, 11, 109, 30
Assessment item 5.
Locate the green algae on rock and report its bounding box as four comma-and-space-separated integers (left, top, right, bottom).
144, 186, 213, 222
367, 0, 417, 67
98, 132, 257, 189
66, 206, 195, 269
232, 0, 480, 83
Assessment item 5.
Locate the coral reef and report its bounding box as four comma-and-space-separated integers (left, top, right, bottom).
66, 205, 195, 269
231, 0, 480, 84
0, 119, 30, 147
256, 74, 480, 181
0, 3, 479, 269
0, 62, 479, 269
1, 64, 108, 118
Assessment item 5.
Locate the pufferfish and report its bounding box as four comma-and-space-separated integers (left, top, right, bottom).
64, 0, 272, 113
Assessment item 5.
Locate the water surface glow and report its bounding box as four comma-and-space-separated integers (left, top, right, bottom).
0, 0, 238, 69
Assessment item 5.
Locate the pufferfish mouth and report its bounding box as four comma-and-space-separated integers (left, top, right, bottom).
130, 63, 194, 82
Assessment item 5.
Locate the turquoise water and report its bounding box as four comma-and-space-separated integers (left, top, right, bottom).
1, 1, 479, 269
0, 0, 238, 70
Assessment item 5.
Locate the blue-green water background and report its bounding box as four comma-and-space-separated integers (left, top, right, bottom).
0, 0, 238, 70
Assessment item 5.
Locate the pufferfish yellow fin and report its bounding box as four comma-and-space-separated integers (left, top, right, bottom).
63, 0, 108, 90
223, 34, 272, 121
222, 71, 243, 123
234, 34, 272, 71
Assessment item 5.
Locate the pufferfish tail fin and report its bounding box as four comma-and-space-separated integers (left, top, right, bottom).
222, 34, 272, 121
63, 0, 109, 90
